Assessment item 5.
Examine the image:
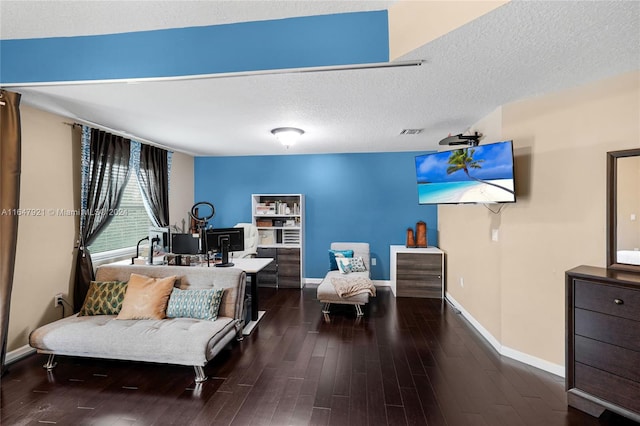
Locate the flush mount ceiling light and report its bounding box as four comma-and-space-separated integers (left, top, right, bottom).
271, 127, 304, 147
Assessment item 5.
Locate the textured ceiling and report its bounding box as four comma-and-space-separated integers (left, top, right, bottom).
1, 1, 639, 156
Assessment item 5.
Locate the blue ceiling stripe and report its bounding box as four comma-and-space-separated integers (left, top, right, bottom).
0, 11, 389, 84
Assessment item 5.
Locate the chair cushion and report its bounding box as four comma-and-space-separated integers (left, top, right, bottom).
29, 314, 236, 366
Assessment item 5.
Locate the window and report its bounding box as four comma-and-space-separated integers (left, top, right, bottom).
87, 174, 151, 254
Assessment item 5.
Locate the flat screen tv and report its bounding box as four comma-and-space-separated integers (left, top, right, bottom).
415, 140, 516, 205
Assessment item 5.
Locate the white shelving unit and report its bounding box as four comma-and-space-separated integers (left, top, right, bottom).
252, 194, 304, 288
252, 194, 303, 248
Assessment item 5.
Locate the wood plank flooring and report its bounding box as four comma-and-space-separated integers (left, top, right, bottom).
2, 286, 638, 425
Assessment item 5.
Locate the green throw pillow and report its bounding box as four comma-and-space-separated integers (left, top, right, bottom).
166, 287, 225, 321
78, 281, 128, 316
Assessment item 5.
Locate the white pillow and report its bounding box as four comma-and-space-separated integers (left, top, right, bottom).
336, 256, 367, 274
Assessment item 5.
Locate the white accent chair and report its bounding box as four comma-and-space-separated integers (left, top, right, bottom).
231, 223, 259, 259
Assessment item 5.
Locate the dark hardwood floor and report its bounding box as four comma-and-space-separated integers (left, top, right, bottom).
2, 286, 638, 426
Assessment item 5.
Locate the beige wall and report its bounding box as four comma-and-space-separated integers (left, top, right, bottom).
7, 107, 194, 352
168, 151, 194, 233
388, 0, 508, 60
439, 107, 505, 341
441, 71, 640, 369
8, 106, 78, 352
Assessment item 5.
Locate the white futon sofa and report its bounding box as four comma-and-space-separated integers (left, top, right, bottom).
29, 264, 246, 383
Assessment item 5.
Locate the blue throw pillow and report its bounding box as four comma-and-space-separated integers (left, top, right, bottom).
328, 249, 354, 271
166, 287, 224, 321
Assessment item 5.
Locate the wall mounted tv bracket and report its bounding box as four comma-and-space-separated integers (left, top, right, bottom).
438, 131, 482, 146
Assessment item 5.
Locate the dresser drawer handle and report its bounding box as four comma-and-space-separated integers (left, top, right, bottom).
614, 298, 624, 305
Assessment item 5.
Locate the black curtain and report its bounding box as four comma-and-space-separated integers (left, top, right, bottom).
137, 143, 169, 227
73, 129, 131, 311
0, 90, 21, 375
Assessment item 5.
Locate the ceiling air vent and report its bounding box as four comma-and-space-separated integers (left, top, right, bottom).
400, 129, 423, 135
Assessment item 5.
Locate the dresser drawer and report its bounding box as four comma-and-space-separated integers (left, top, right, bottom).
395, 252, 442, 298
257, 261, 277, 273
257, 271, 277, 287
257, 247, 277, 257
276, 248, 300, 288
575, 362, 640, 414
397, 279, 441, 298
277, 248, 300, 263
575, 279, 640, 322
397, 253, 441, 274
256, 248, 278, 272
575, 335, 640, 383
574, 308, 640, 352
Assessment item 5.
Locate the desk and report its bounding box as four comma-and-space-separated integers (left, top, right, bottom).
231, 257, 274, 335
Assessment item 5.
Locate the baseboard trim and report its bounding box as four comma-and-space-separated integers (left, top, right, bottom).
5, 345, 36, 365
445, 292, 565, 378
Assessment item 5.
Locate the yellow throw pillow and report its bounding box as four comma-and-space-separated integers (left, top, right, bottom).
116, 274, 176, 320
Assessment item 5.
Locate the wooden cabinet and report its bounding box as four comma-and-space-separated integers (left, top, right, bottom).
390, 246, 444, 298
256, 247, 278, 288
566, 265, 640, 423
275, 248, 301, 288
256, 247, 301, 289
252, 194, 304, 289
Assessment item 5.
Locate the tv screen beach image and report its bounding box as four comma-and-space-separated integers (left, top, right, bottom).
416, 141, 516, 204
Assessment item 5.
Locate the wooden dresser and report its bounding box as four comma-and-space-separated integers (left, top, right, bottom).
565, 265, 640, 422
390, 246, 444, 298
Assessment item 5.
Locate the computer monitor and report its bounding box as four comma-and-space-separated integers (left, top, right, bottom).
171, 233, 200, 255
205, 227, 244, 267
149, 226, 170, 265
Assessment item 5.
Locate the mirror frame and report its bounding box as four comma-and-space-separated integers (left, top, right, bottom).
607, 148, 640, 272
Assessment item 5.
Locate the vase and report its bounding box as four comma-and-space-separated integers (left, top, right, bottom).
416, 221, 427, 248
406, 228, 416, 248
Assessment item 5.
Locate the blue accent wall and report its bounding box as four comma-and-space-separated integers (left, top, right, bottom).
194, 152, 437, 281
1, 11, 389, 83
